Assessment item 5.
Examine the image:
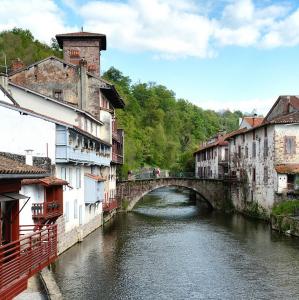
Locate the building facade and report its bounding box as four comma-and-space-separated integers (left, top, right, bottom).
195, 96, 299, 214
0, 30, 125, 254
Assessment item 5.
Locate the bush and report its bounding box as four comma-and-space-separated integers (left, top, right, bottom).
272, 200, 299, 216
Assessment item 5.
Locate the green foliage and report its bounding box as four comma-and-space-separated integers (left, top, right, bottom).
0, 28, 62, 73
244, 201, 268, 219
272, 200, 299, 216
103, 67, 243, 177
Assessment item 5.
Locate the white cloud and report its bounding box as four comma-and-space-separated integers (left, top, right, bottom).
0, 0, 299, 58
0, 0, 76, 43
195, 96, 274, 115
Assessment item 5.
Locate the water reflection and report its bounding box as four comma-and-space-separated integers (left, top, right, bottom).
53, 187, 299, 300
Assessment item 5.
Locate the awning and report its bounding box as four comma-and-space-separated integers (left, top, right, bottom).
85, 173, 106, 182
275, 164, 299, 174
0, 192, 29, 202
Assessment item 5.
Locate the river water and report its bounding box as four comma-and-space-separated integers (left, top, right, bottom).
52, 187, 299, 300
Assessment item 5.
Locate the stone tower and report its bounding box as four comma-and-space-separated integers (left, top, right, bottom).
56, 31, 106, 76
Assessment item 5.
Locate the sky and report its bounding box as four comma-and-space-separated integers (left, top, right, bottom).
1, 0, 299, 115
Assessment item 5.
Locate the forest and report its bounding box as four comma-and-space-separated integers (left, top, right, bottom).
0, 28, 243, 175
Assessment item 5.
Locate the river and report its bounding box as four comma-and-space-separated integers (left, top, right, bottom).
52, 187, 299, 299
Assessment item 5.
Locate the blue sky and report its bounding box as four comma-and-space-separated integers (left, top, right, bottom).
1, 0, 299, 114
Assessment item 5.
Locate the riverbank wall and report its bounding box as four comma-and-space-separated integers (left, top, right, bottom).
57, 209, 116, 254
271, 215, 299, 237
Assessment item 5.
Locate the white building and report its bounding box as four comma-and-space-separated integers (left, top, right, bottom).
194, 132, 229, 179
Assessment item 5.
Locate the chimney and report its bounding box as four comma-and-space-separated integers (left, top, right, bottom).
25, 149, 34, 166
10, 58, 25, 73
79, 58, 88, 110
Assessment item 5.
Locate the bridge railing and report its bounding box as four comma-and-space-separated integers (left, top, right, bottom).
123, 172, 241, 181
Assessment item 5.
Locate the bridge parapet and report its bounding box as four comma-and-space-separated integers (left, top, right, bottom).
116, 177, 233, 211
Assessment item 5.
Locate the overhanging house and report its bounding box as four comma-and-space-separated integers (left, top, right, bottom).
0, 155, 58, 299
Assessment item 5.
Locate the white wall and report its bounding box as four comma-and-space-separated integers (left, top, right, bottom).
10, 85, 80, 127
0, 88, 14, 104
0, 105, 56, 161
20, 185, 44, 225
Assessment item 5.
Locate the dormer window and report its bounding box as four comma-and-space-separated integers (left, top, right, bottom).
53, 89, 63, 101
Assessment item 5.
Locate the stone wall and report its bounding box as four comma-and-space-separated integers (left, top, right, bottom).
10, 58, 80, 105
57, 212, 103, 254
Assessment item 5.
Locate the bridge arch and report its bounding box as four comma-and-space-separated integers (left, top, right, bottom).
116, 178, 230, 211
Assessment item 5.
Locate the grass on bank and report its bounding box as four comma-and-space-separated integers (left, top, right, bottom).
272, 200, 299, 216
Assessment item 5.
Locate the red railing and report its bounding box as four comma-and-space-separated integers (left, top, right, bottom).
0, 224, 57, 299
103, 198, 118, 212
32, 201, 63, 220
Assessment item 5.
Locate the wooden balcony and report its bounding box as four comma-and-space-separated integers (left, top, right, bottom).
32, 201, 63, 220
103, 198, 118, 212
0, 225, 57, 299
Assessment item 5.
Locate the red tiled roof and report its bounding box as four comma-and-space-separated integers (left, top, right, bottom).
85, 173, 106, 182
0, 155, 47, 175
275, 164, 299, 174
243, 117, 264, 127
22, 177, 68, 186
194, 137, 228, 154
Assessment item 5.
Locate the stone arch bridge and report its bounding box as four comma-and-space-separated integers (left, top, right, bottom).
116, 177, 233, 211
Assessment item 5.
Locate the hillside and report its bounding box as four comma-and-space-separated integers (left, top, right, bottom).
0, 28, 61, 73
0, 28, 242, 175
103, 67, 242, 175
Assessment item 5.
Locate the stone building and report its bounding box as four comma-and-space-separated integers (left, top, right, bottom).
195, 96, 299, 214
194, 132, 229, 179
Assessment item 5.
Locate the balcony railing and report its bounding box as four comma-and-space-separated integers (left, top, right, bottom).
103, 198, 118, 212
32, 201, 63, 220
0, 225, 57, 299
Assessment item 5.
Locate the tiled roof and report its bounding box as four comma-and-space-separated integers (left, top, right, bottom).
267, 111, 299, 124
0, 155, 47, 175
85, 173, 106, 182
275, 164, 299, 174
224, 128, 248, 139
243, 117, 264, 127
56, 31, 105, 37
55, 32, 106, 50
194, 138, 228, 154
22, 177, 68, 186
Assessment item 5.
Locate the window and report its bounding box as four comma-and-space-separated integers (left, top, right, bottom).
245, 146, 248, 159
285, 136, 296, 155
264, 127, 267, 138
242, 134, 245, 143
252, 168, 256, 183
76, 167, 81, 189
264, 167, 268, 184
61, 167, 66, 180
238, 145, 241, 158
252, 142, 256, 158
264, 138, 268, 158
74, 199, 78, 219
69, 167, 73, 186
65, 201, 69, 222
53, 89, 63, 101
